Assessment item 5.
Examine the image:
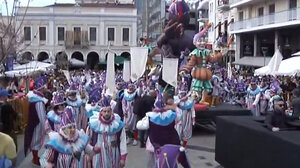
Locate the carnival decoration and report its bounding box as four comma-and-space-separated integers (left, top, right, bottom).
180, 23, 225, 106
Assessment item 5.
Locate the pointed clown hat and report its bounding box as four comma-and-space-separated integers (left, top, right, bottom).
89, 87, 102, 104
34, 75, 48, 90
60, 107, 76, 128
98, 95, 112, 110
154, 90, 165, 110
51, 92, 65, 106
179, 81, 188, 94
168, 0, 190, 20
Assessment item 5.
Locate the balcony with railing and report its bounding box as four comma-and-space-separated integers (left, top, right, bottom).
230, 8, 300, 33
218, 0, 230, 11
65, 30, 89, 48
229, 0, 260, 8
198, 10, 209, 22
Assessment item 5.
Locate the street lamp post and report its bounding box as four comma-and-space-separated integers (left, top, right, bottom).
261, 47, 268, 66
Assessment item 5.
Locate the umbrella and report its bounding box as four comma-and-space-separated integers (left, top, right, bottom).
276, 56, 300, 76
292, 51, 300, 56
13, 61, 55, 71
70, 58, 85, 67
254, 49, 283, 76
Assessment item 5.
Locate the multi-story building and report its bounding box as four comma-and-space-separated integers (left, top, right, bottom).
16, 0, 137, 68
230, 0, 300, 67
198, 0, 236, 65
136, 0, 147, 41
216, 0, 236, 64
147, 0, 166, 46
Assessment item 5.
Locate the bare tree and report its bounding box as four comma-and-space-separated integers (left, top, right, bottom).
0, 0, 31, 70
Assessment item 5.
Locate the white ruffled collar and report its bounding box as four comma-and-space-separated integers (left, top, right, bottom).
27, 91, 48, 104
146, 110, 174, 120
47, 130, 88, 154
89, 113, 124, 134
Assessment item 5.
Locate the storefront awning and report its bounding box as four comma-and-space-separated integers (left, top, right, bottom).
233, 56, 272, 67
197, 0, 209, 10
99, 56, 129, 65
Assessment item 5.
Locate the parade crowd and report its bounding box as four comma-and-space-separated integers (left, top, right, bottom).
0, 66, 300, 168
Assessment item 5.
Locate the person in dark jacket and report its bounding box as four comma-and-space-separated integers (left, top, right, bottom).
0, 89, 17, 149
265, 95, 300, 132
133, 90, 156, 148
291, 88, 300, 116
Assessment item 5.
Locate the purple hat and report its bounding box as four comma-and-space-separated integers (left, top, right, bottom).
98, 95, 111, 109
193, 30, 207, 45
60, 107, 75, 128
168, 0, 189, 19
89, 87, 102, 103
115, 77, 124, 84
0, 88, 9, 97
179, 81, 188, 94
34, 76, 47, 90
250, 79, 257, 84
67, 83, 78, 93
51, 92, 65, 106
157, 145, 191, 168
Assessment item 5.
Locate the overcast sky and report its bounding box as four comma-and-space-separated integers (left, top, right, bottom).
1, 0, 75, 15
1, 0, 198, 15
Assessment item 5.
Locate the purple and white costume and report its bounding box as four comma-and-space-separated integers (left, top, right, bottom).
40, 109, 96, 168
122, 89, 138, 131
24, 90, 48, 154
174, 96, 195, 141
87, 113, 127, 168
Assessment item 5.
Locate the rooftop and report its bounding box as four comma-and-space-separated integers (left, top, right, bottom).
45, 3, 135, 8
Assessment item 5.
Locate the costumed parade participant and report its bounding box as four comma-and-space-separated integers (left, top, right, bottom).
211, 71, 222, 107
46, 91, 68, 132
122, 82, 140, 145
137, 90, 190, 168
174, 82, 195, 148
24, 76, 48, 166
113, 78, 125, 121
86, 96, 127, 168
253, 80, 270, 116
268, 78, 283, 110
180, 23, 226, 106
246, 79, 261, 116
85, 87, 102, 119
66, 82, 83, 129
40, 108, 101, 168
78, 85, 89, 130
140, 36, 155, 69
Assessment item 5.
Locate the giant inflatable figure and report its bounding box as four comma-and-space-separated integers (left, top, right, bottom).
180, 23, 226, 105
157, 0, 193, 59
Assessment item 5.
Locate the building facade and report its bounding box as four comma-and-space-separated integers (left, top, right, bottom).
231, 0, 300, 67
16, 1, 137, 68
147, 0, 166, 46
136, 0, 147, 40
197, 0, 236, 65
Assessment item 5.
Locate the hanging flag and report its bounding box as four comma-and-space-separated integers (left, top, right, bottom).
105, 52, 116, 96
227, 62, 232, 79
130, 47, 148, 82
163, 58, 178, 88
123, 60, 131, 82
62, 70, 71, 84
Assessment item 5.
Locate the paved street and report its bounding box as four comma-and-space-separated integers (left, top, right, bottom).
16, 128, 221, 168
